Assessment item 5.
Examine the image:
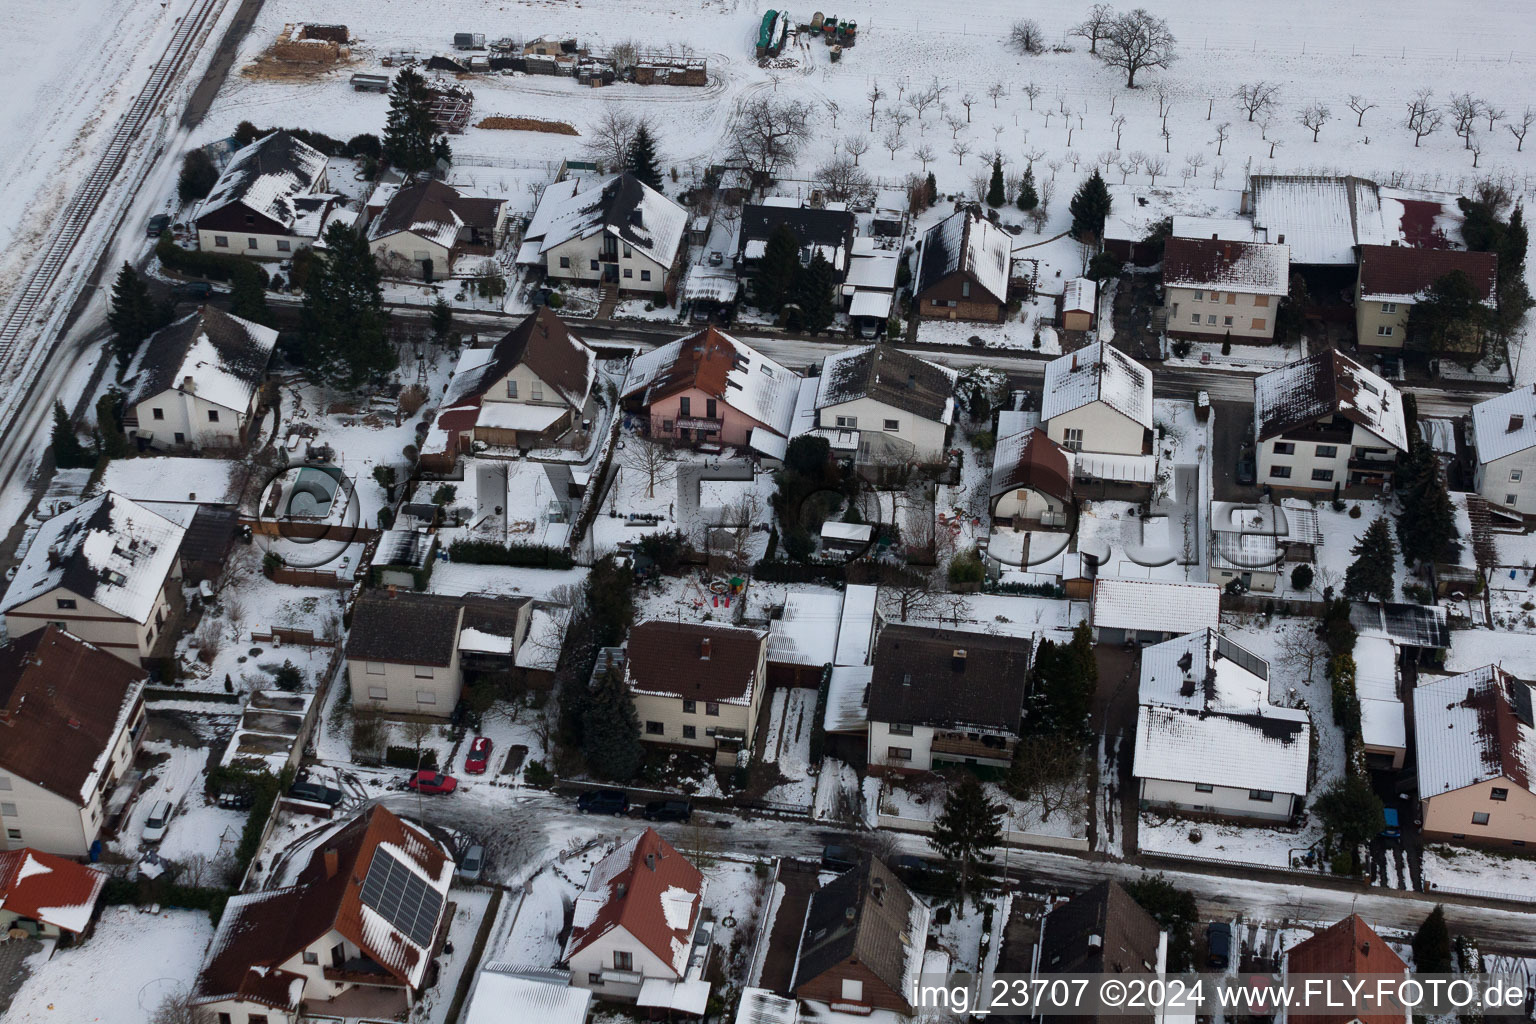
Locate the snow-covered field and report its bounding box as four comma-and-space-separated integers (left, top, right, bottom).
1421, 844, 1536, 903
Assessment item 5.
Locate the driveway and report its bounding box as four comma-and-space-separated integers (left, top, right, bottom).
1211, 400, 1261, 502
1110, 271, 1163, 363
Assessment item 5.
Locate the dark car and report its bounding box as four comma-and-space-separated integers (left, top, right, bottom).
821, 844, 859, 872
146, 214, 172, 238
464, 736, 493, 775
288, 781, 343, 806
1235, 454, 1257, 486
576, 789, 630, 815
1206, 921, 1233, 970
171, 281, 212, 301
891, 854, 950, 894
407, 770, 458, 795
643, 798, 692, 823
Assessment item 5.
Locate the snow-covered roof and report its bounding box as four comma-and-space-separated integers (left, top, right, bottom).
1471, 384, 1536, 463
845, 251, 900, 290
1356, 634, 1405, 752
0, 848, 107, 935
848, 289, 893, 319
915, 208, 1010, 305
767, 591, 843, 667
814, 345, 956, 425
96, 457, 242, 505
1040, 342, 1153, 429
1092, 578, 1220, 635
1103, 185, 1246, 245
1, 492, 184, 623
823, 664, 872, 733
196, 131, 329, 233
524, 172, 686, 270
623, 327, 798, 438
126, 307, 277, 414
366, 178, 503, 251
514, 605, 569, 672
637, 978, 712, 1015
836, 584, 878, 666
477, 402, 568, 433
1249, 174, 1385, 266
1062, 277, 1096, 314
465, 965, 592, 1024
1253, 349, 1407, 450
1172, 215, 1262, 243
1414, 665, 1536, 797
563, 829, 706, 977
1162, 236, 1290, 296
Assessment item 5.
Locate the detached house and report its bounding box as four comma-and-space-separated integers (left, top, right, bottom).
193, 806, 453, 1024
1162, 236, 1290, 342
1253, 349, 1408, 491
517, 172, 687, 298
1413, 665, 1536, 846
1, 492, 186, 664
126, 306, 277, 449
813, 345, 957, 464
1282, 915, 1408, 1024
1036, 881, 1163, 1024
792, 858, 930, 1015
914, 208, 1011, 322
0, 627, 147, 857
1041, 343, 1153, 457
1469, 384, 1536, 513
1355, 244, 1497, 351
563, 828, 709, 1008
367, 178, 508, 280
990, 428, 1073, 530
867, 625, 1031, 772
625, 620, 769, 767
194, 130, 341, 258
737, 202, 857, 285
0, 847, 107, 939
1133, 629, 1311, 822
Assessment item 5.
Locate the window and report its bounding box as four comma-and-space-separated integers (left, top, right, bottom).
365, 661, 386, 675
174, 432, 185, 443
706, 702, 720, 716
247, 237, 258, 249
1492, 787, 1510, 801
152, 408, 164, 420
589, 259, 599, 271
889, 723, 914, 736
1472, 811, 1491, 825
1194, 784, 1214, 793
1512, 470, 1523, 482
1226, 292, 1237, 305
302, 951, 319, 965
214, 235, 228, 247
1189, 312, 1200, 324
614, 951, 633, 971
1315, 445, 1338, 458
1272, 442, 1295, 455
1251, 318, 1267, 331
367, 686, 388, 700
1508, 494, 1519, 506
207, 409, 219, 423
249, 1016, 269, 1024
646, 721, 665, 735
641, 270, 652, 282
217, 1015, 232, 1024
0, 778, 11, 791
1206, 314, 1218, 325
835, 415, 858, 428
1377, 325, 1394, 337
1269, 465, 1292, 479
0, 803, 16, 817
1209, 291, 1220, 303
1062, 428, 1084, 452
883, 418, 899, 431
1193, 290, 1204, 301
56, 598, 76, 610
414, 664, 434, 679
683, 699, 696, 714
622, 243, 633, 259
277, 239, 291, 252
706, 399, 717, 418
1254, 294, 1271, 307
1381, 302, 1398, 313
887, 747, 913, 761
532, 383, 544, 401
679, 396, 691, 416
559, 256, 571, 269
1223, 316, 1234, 327
415, 690, 437, 705
842, 979, 865, 1002
682, 725, 696, 739
962, 281, 971, 298
5, 829, 19, 841
588, 973, 604, 985
1248, 789, 1275, 802
1311, 469, 1334, 482
623, 268, 633, 279
504, 379, 518, 399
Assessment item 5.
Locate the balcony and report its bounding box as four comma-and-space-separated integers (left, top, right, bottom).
323, 957, 406, 987
930, 732, 1015, 761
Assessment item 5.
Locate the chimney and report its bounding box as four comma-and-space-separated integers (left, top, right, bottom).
1277, 233, 1285, 245
645, 852, 657, 871
47, 544, 62, 569
324, 848, 339, 879
1071, 351, 1078, 372
1509, 415, 1524, 433
1222, 242, 1232, 260
183, 374, 196, 393
951, 649, 967, 672
700, 638, 711, 661
1088, 934, 1103, 949
844, 906, 857, 923
871, 877, 885, 903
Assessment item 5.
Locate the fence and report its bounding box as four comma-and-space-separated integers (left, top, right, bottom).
1139, 844, 1327, 879
250, 627, 338, 648
1425, 881, 1536, 905
269, 565, 355, 589
877, 812, 1090, 852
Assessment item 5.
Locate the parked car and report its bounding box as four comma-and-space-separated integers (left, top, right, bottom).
821, 844, 859, 872
142, 800, 173, 843
288, 781, 343, 806
643, 798, 692, 823
457, 844, 485, 883
1206, 921, 1233, 970
146, 214, 171, 238
890, 854, 950, 894
1235, 454, 1257, 486
1380, 807, 1402, 839
464, 736, 493, 775
171, 281, 212, 301
407, 770, 458, 795
577, 789, 630, 815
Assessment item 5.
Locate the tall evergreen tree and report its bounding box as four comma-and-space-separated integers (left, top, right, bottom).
1412, 906, 1453, 973
1016, 165, 1039, 212
581, 665, 644, 782
1026, 621, 1097, 738
752, 224, 801, 313
624, 123, 664, 192
1068, 169, 1113, 244
430, 295, 454, 343
229, 267, 272, 326
793, 252, 837, 334
50, 401, 91, 469
1397, 446, 1458, 566
1344, 515, 1397, 603
177, 149, 219, 205
107, 263, 154, 374
930, 775, 1003, 910
95, 391, 130, 461
382, 67, 446, 174
300, 222, 395, 388
986, 157, 1006, 207
924, 171, 938, 208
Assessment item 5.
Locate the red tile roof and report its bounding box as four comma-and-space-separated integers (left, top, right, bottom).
1286, 915, 1407, 1024
633, 326, 737, 404
1357, 244, 1497, 303
990, 428, 1072, 505
562, 828, 705, 978
626, 620, 767, 704
1163, 235, 1290, 295
0, 848, 106, 933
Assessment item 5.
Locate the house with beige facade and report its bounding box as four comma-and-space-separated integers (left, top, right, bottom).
1354, 243, 1497, 351
366, 178, 507, 281
0, 492, 186, 664
812, 345, 956, 465
516, 172, 687, 299
125, 306, 277, 450
624, 620, 769, 767
1414, 665, 1536, 846
1039, 342, 1157, 497
194, 131, 344, 259
1162, 235, 1290, 342
192, 806, 453, 1024
1468, 384, 1536, 514
1253, 349, 1408, 492
0, 627, 147, 857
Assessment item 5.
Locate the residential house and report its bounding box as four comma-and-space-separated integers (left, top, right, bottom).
516, 172, 687, 298
990, 428, 1073, 529
0, 847, 107, 940
1207, 502, 1291, 592
562, 828, 709, 1007
626, 620, 769, 766
428, 308, 598, 461
622, 327, 798, 453
125, 307, 277, 449
192, 806, 453, 1024
1413, 665, 1536, 846
367, 178, 508, 280
1162, 236, 1291, 342
866, 624, 1031, 773
464, 965, 593, 1024
1040, 343, 1156, 497
913, 208, 1011, 322
1253, 349, 1408, 491
812, 345, 957, 464
791, 857, 930, 1015
1036, 881, 1162, 1024
0, 627, 147, 856
1060, 277, 1097, 332
1133, 629, 1311, 822
843, 237, 902, 330
1469, 384, 1536, 513
0, 493, 186, 664
194, 130, 341, 258
1090, 578, 1221, 645
1281, 915, 1408, 1024
737, 201, 856, 285
1355, 244, 1497, 351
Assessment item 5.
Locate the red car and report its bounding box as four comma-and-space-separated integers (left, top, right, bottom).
407, 770, 458, 795
464, 737, 493, 775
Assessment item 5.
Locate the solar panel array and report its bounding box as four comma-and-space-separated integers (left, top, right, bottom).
359, 847, 443, 949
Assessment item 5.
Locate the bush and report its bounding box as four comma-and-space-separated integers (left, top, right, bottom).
1290, 563, 1314, 592
1348, 504, 1363, 518
178, 149, 219, 205
271, 659, 304, 692
546, 291, 565, 309
431, 484, 457, 506
448, 538, 575, 569
986, 580, 1066, 598
971, 430, 996, 453
948, 547, 985, 585
385, 745, 439, 771
155, 231, 270, 292
524, 760, 554, 787
751, 558, 846, 584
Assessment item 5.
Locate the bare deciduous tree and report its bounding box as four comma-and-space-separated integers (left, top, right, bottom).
1234, 81, 1281, 122
1485, 104, 1507, 132
1276, 623, 1326, 685
1111, 113, 1127, 147
1406, 88, 1444, 147
1144, 155, 1168, 184
907, 86, 939, 125
913, 142, 936, 171
960, 91, 977, 122
1024, 146, 1046, 169
987, 81, 1006, 108
1450, 92, 1483, 149
866, 81, 883, 131
621, 435, 678, 499
1469, 133, 1483, 167
1116, 160, 1135, 184
1098, 149, 1120, 175
1182, 152, 1206, 181
1298, 101, 1331, 142
727, 95, 815, 178
586, 106, 648, 170
886, 106, 913, 138
1213, 121, 1231, 156
1022, 81, 1042, 110
968, 169, 991, 203
1070, 2, 1115, 54
1509, 106, 1535, 151
1008, 18, 1045, 55
816, 155, 870, 201
882, 127, 903, 160
944, 113, 968, 140
1211, 160, 1228, 187
1267, 136, 1282, 159
843, 133, 869, 165
150, 988, 213, 1024
1007, 734, 1088, 823
951, 138, 974, 166
1097, 9, 1176, 88
1347, 93, 1377, 127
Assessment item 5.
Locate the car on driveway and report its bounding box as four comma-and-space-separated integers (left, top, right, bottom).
643, 798, 692, 823
457, 844, 485, 883
1206, 921, 1233, 970
1235, 454, 1257, 486
1380, 807, 1402, 839
821, 844, 859, 872
407, 770, 458, 795
577, 789, 630, 815
171, 281, 212, 302
464, 737, 493, 775
142, 800, 173, 843
289, 781, 343, 806
146, 214, 171, 238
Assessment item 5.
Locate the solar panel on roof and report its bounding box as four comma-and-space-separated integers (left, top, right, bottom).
1513, 681, 1534, 728
1215, 634, 1268, 683
359, 847, 443, 949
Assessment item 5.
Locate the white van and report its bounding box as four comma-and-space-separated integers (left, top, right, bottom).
142, 800, 173, 843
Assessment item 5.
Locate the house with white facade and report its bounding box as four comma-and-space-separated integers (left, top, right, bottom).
813, 345, 956, 465
866, 624, 1031, 773
0, 847, 108, 939
625, 620, 769, 767
194, 130, 343, 258
989, 428, 1073, 530
562, 828, 709, 1007
1162, 235, 1291, 342
1090, 578, 1220, 645
516, 172, 687, 298
126, 307, 277, 449
1469, 384, 1536, 514
367, 178, 508, 280
1133, 629, 1311, 822
1040, 343, 1156, 497
0, 493, 186, 664
1253, 349, 1408, 492
192, 806, 453, 1024
0, 627, 147, 856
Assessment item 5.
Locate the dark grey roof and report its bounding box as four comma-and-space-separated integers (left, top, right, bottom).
441, 309, 595, 412
795, 858, 924, 1003
127, 307, 277, 410
815, 345, 955, 422
197, 130, 328, 229
867, 624, 1030, 731
181, 506, 239, 564
1350, 602, 1450, 649
739, 204, 856, 276
1039, 881, 1161, 977
347, 591, 463, 667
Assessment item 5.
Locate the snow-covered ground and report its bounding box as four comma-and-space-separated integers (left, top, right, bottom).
1421, 844, 1536, 903
759, 687, 818, 805
877, 774, 1088, 842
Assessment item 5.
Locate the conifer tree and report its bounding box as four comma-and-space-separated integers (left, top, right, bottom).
229, 268, 272, 326
430, 295, 454, 343
751, 224, 801, 313
1397, 445, 1458, 566
1412, 906, 1453, 973
793, 251, 837, 334
581, 666, 644, 782
383, 67, 447, 174
986, 157, 1006, 207
925, 171, 938, 207
107, 263, 155, 373
1069, 169, 1113, 243
931, 775, 1003, 910
624, 123, 664, 192
1344, 515, 1397, 603
51, 401, 91, 469
300, 222, 395, 388
1016, 165, 1039, 212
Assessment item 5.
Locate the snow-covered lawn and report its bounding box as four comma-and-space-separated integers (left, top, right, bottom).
877, 774, 1088, 843
760, 688, 818, 805
1420, 844, 1536, 903
116, 739, 243, 863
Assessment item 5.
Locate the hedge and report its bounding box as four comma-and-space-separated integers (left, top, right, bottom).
750, 559, 847, 584
156, 232, 269, 287
204, 763, 291, 881
448, 538, 574, 569
808, 663, 832, 765
986, 580, 1066, 598
386, 745, 439, 771
101, 877, 231, 924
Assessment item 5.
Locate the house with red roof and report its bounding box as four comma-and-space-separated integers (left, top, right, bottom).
192, 805, 454, 1024
1281, 915, 1408, 1024
1355, 244, 1497, 352
562, 827, 710, 1010
0, 847, 107, 940
1162, 235, 1291, 342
